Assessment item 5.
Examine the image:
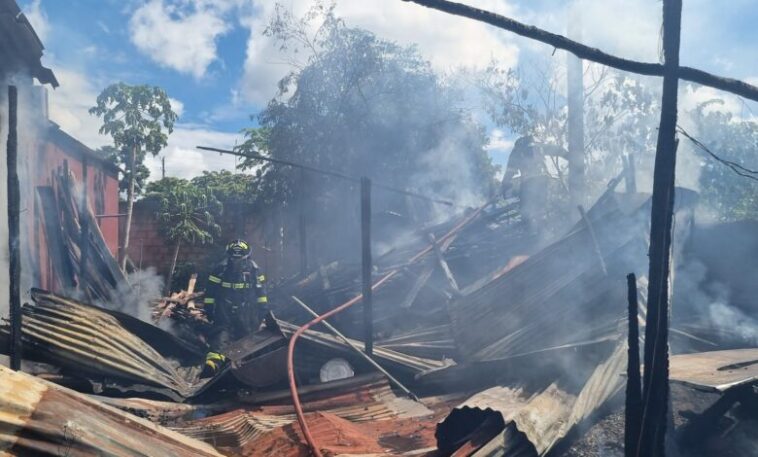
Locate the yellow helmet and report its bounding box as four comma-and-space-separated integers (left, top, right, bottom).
226, 239, 251, 259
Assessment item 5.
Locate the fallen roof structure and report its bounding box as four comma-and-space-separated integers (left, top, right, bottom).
2, 186, 757, 456
0, 365, 222, 456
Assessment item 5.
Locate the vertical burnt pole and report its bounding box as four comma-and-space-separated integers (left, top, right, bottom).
298, 168, 308, 277
625, 273, 642, 457
360, 177, 373, 356
641, 1, 682, 456
567, 7, 585, 208
7, 86, 22, 371
624, 155, 637, 194
79, 157, 90, 296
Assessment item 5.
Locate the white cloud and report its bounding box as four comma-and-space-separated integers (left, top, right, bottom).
145, 126, 243, 180
48, 67, 241, 181
128, 0, 233, 78
680, 84, 745, 117
569, 0, 661, 64
240, 0, 521, 105
47, 68, 111, 149
23, 0, 49, 44
168, 97, 184, 117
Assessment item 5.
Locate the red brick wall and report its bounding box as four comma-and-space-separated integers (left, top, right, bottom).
123, 200, 293, 285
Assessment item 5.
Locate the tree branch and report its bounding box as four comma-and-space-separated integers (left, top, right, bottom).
401, 0, 758, 103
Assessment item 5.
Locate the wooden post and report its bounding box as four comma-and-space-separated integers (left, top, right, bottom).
567, 6, 585, 208
641, 1, 682, 455
7, 86, 21, 371
299, 168, 308, 277
624, 154, 637, 194
360, 177, 373, 356
79, 157, 90, 297
625, 273, 642, 457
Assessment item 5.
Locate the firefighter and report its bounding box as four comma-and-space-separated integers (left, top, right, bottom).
501, 135, 567, 228
201, 239, 268, 376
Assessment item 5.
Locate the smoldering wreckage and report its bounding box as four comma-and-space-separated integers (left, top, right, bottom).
3, 2, 758, 457
7, 170, 758, 457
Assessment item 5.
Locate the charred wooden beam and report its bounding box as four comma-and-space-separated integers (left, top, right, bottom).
429, 234, 461, 295
7, 86, 21, 371
361, 177, 373, 356
79, 156, 90, 298
625, 273, 642, 457
298, 168, 308, 277
577, 205, 607, 275
401, 0, 758, 103
641, 1, 683, 456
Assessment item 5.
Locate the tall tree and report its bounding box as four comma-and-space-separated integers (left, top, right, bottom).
238, 3, 496, 261
90, 83, 177, 271
152, 178, 222, 294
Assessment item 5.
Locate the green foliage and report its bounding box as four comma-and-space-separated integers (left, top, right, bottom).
153, 178, 222, 246
690, 104, 758, 221
145, 177, 188, 198
190, 170, 259, 207
89, 83, 177, 156
98, 145, 150, 196
89, 83, 177, 195
482, 61, 661, 199
237, 3, 496, 211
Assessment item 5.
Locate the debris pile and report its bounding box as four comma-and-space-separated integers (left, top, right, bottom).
151, 274, 208, 325
2, 183, 758, 456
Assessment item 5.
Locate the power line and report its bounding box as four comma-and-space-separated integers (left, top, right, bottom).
196, 145, 456, 207
677, 126, 758, 183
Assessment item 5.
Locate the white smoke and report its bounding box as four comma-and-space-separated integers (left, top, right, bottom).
106, 267, 165, 323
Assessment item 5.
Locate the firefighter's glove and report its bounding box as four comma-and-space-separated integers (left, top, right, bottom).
201, 351, 228, 378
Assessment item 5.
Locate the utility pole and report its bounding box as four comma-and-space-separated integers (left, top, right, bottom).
567, 4, 585, 208
161, 156, 166, 179
360, 177, 373, 356
640, 1, 682, 455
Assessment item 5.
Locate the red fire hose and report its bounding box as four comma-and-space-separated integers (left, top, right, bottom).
286, 204, 488, 457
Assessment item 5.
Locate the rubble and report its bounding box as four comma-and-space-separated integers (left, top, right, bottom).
2, 182, 758, 456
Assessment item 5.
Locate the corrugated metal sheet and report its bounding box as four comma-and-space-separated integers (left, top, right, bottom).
447, 191, 651, 362
0, 365, 222, 456
670, 348, 758, 392
437, 341, 626, 456
277, 320, 451, 375
2, 290, 206, 399
176, 375, 433, 453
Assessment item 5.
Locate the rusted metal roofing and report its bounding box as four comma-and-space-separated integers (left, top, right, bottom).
670, 348, 758, 392
176, 374, 435, 455
0, 365, 222, 456
3, 290, 206, 400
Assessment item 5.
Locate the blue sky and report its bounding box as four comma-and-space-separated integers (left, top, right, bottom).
19, 0, 758, 180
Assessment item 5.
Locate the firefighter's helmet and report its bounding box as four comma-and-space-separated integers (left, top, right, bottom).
226, 239, 251, 259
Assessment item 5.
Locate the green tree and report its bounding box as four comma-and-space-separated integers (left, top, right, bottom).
190, 170, 259, 207
689, 102, 758, 221
98, 145, 150, 196
238, 3, 496, 260
90, 83, 177, 271
482, 61, 661, 206
153, 178, 222, 294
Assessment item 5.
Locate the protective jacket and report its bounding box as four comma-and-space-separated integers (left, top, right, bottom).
203, 259, 268, 337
